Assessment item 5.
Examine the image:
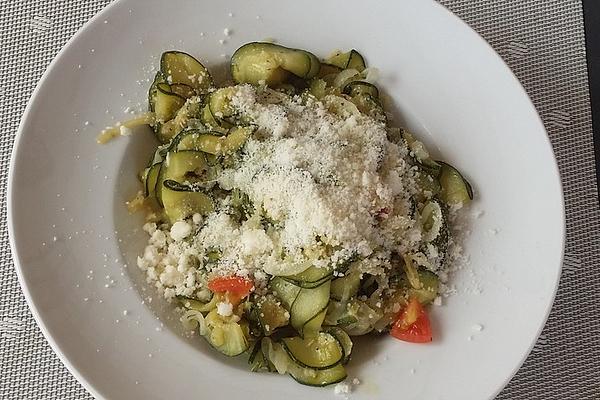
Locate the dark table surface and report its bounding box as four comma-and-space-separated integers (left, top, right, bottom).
583, 0, 600, 186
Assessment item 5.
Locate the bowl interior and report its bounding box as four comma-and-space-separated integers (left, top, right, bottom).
9, 0, 564, 399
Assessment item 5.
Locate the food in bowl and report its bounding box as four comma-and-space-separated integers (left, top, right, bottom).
100, 42, 473, 386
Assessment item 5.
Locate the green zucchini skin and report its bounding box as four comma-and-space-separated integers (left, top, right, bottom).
160, 51, 214, 94
326, 49, 366, 71
148, 71, 166, 113
154, 83, 186, 122
343, 80, 379, 99
324, 327, 353, 364
203, 309, 249, 357
282, 266, 333, 289
155, 150, 208, 206
317, 63, 343, 78
437, 161, 474, 204
144, 163, 161, 198
231, 42, 320, 85
288, 363, 348, 387
260, 337, 348, 387
281, 332, 344, 370
289, 280, 331, 337
161, 180, 214, 223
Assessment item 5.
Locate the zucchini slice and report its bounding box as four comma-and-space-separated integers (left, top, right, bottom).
255, 295, 290, 336
148, 71, 166, 112
324, 300, 356, 326
176, 126, 253, 155
261, 334, 347, 387
346, 50, 366, 71
402, 253, 422, 290
324, 327, 353, 365
332, 68, 361, 89
231, 42, 320, 85
208, 87, 238, 121
156, 120, 178, 144
144, 163, 161, 198
201, 104, 232, 134
317, 63, 343, 78
203, 309, 249, 357
154, 83, 186, 122
290, 280, 331, 336
162, 180, 214, 223
307, 78, 328, 99
177, 294, 220, 313
372, 291, 409, 333
215, 125, 253, 154
407, 269, 440, 304
349, 93, 386, 123
343, 81, 379, 99
271, 277, 301, 310
282, 266, 332, 289
325, 299, 382, 336
249, 340, 270, 372
156, 98, 203, 143
437, 161, 474, 205
175, 132, 223, 153
160, 51, 213, 94
330, 270, 361, 301
417, 170, 442, 198
403, 130, 439, 169
301, 308, 327, 339
305, 51, 321, 80
281, 332, 343, 370
170, 83, 196, 99
272, 277, 330, 337
326, 49, 366, 72
428, 201, 450, 255
262, 337, 347, 385
155, 150, 209, 205
288, 363, 347, 387
147, 142, 170, 167
342, 300, 383, 336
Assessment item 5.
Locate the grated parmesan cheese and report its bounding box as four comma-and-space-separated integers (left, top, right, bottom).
216, 301, 233, 317
136, 84, 466, 307
170, 221, 192, 241
334, 382, 350, 396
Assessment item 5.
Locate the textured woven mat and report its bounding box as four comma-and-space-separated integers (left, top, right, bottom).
1, 1, 598, 399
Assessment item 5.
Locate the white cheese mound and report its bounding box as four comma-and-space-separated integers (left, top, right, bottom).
216, 301, 234, 317
136, 221, 202, 299
217, 85, 420, 260
170, 221, 192, 241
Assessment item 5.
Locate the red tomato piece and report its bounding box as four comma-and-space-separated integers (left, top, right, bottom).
208, 276, 254, 304
390, 297, 432, 343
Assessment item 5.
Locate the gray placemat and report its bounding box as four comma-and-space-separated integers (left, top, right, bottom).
1, 1, 598, 399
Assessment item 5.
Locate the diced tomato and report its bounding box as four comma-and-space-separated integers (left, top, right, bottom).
390, 297, 432, 343
208, 276, 254, 304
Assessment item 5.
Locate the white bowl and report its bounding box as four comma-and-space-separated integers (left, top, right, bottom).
8, 0, 564, 399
